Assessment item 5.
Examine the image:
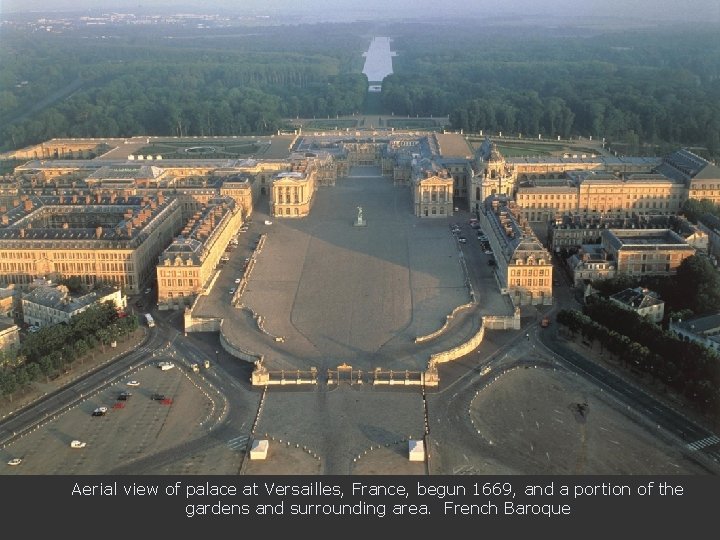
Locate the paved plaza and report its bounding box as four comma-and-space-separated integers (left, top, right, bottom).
196, 165, 491, 373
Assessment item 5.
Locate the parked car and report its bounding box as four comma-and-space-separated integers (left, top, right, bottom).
7, 458, 22, 466
234, 278, 241, 284
484, 249, 493, 255
151, 393, 166, 401
487, 259, 496, 266
458, 236, 467, 243
92, 406, 108, 417
126, 380, 140, 387
70, 440, 87, 449
118, 391, 132, 401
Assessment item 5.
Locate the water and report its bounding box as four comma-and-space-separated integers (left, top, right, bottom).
362, 37, 396, 90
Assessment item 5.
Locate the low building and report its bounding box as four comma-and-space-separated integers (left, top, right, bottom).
0, 317, 20, 353
0, 285, 16, 319
22, 284, 126, 329
601, 229, 695, 277
609, 287, 665, 323
670, 312, 720, 354
566, 244, 617, 287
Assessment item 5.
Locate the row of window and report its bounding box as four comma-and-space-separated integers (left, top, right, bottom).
511, 278, 550, 287
159, 270, 199, 278
509, 268, 549, 277
421, 206, 447, 215
160, 279, 198, 288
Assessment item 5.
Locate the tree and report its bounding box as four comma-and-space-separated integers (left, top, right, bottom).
674, 255, 720, 314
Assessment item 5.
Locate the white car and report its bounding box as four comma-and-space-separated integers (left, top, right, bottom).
234, 278, 241, 284
158, 361, 175, 371
70, 440, 87, 449
264, 220, 273, 225
127, 380, 140, 387
92, 406, 108, 416
7, 458, 22, 466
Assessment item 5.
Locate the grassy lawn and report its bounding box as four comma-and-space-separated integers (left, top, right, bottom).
133, 140, 261, 158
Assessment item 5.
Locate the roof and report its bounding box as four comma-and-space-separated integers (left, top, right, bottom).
601, 229, 692, 250
610, 287, 663, 310
673, 312, 720, 335
23, 285, 119, 314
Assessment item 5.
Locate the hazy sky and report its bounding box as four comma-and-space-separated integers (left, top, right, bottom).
1, 0, 719, 22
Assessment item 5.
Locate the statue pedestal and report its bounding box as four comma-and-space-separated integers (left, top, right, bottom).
353, 218, 367, 227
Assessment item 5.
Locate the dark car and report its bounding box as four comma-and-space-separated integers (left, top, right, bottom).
488, 259, 496, 266
92, 406, 108, 416
458, 236, 467, 243
118, 391, 132, 401
151, 393, 166, 401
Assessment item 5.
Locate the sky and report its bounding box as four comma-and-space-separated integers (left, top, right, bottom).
1, 0, 719, 23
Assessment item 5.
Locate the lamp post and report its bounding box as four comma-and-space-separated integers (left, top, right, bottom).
215, 350, 219, 364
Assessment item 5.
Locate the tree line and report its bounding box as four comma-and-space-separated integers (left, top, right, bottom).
1, 19, 719, 161
557, 302, 719, 415
384, 22, 720, 159
0, 303, 138, 401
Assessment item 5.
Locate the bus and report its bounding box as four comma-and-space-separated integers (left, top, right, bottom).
144, 313, 155, 328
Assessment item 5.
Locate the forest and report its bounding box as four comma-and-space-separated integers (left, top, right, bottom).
1, 18, 719, 161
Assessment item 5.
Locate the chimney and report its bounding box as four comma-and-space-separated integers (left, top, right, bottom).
63, 222, 69, 229
95, 226, 103, 238
19, 228, 25, 238
24, 199, 33, 211
72, 195, 77, 203
1, 215, 7, 225
85, 195, 91, 204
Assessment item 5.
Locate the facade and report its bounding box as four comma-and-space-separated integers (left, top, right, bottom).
0, 318, 20, 353
21, 284, 125, 328
576, 174, 686, 219
609, 287, 665, 324
412, 158, 454, 218
220, 177, 254, 219
270, 169, 317, 218
0, 285, 16, 319
696, 214, 720, 261
601, 229, 695, 277
479, 196, 553, 305
156, 197, 243, 308
516, 183, 579, 223
507, 237, 554, 306
566, 245, 617, 287
657, 148, 720, 205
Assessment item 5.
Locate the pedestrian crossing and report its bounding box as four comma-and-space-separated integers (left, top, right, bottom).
687, 435, 720, 451
227, 435, 249, 451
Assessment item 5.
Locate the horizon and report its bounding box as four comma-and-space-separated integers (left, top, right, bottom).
2, 0, 720, 24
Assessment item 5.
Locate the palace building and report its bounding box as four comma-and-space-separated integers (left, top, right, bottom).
0, 192, 184, 294
156, 197, 243, 308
